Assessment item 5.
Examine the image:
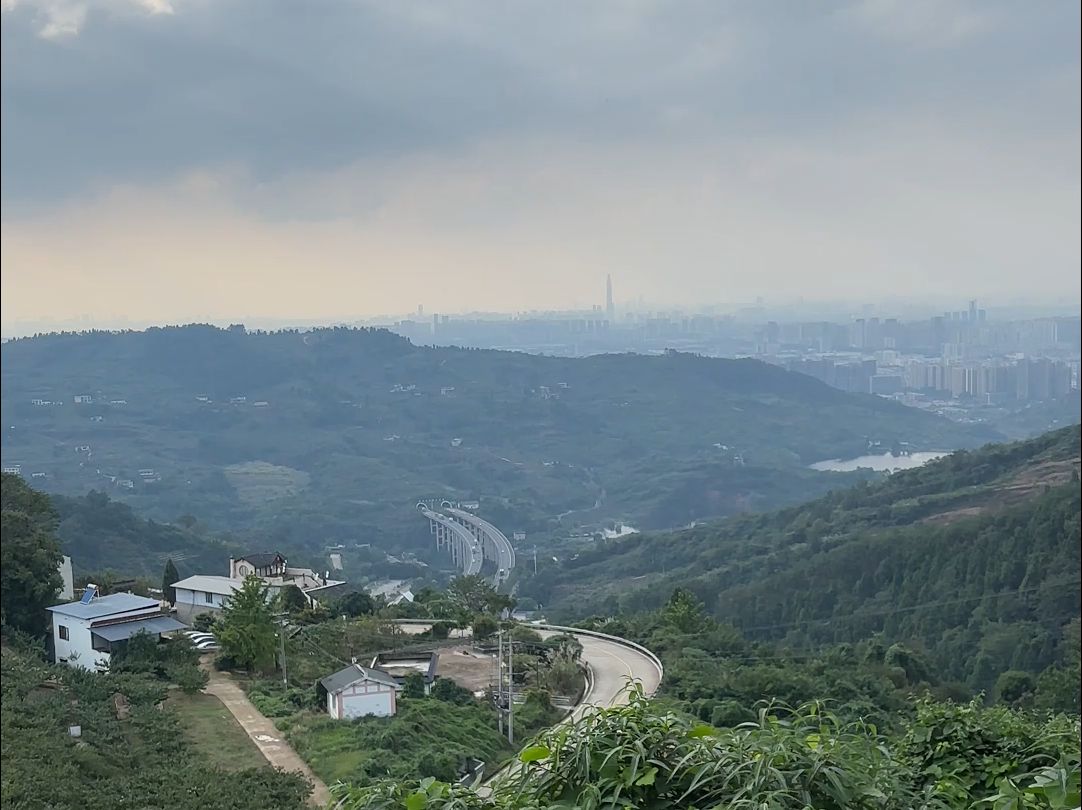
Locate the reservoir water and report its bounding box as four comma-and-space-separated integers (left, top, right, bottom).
810, 451, 948, 473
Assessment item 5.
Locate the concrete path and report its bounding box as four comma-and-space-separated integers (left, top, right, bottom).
201, 660, 331, 807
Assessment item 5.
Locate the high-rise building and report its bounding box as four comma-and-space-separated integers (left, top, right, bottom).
605, 275, 615, 322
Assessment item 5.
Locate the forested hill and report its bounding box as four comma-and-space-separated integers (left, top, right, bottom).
0, 325, 993, 553
51, 490, 238, 579
534, 425, 1081, 695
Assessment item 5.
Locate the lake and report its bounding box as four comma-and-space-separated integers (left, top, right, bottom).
810, 451, 949, 473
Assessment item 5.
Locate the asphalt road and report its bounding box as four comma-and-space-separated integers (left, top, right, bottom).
540, 630, 662, 715
447, 508, 516, 579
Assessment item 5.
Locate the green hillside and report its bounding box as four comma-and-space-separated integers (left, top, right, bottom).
532, 426, 1081, 695
0, 325, 993, 559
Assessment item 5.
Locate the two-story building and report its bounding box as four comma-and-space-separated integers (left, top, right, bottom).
48, 590, 185, 671
229, 552, 287, 580
229, 551, 344, 593
171, 574, 283, 624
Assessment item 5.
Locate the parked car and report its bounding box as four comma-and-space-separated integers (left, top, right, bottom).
193, 639, 219, 651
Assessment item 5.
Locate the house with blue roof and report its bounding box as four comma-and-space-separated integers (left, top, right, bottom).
48, 588, 186, 671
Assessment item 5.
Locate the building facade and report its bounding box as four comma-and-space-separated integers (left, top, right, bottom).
48, 591, 184, 671
320, 664, 401, 719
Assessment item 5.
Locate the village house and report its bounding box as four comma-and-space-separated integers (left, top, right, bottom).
229, 552, 344, 592
170, 575, 275, 624
320, 663, 401, 719
48, 589, 185, 671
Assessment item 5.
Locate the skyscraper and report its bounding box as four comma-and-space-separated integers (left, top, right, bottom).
605, 275, 615, 322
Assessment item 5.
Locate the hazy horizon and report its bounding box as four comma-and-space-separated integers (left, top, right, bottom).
2, 1, 1080, 330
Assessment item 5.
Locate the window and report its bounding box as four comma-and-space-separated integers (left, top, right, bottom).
58, 625, 69, 640
204, 591, 214, 603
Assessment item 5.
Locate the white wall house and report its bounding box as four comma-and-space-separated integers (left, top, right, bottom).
171, 575, 243, 624
171, 575, 281, 624
320, 664, 401, 719
48, 592, 185, 671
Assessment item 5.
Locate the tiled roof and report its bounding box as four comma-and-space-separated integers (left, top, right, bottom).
320, 663, 400, 693
236, 552, 284, 568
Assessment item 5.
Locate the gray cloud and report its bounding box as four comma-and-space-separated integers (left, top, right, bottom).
1, 1, 1079, 324
3, 1, 1077, 207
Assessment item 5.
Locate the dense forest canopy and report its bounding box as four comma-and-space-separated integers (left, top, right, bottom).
532, 426, 1081, 702
1, 325, 995, 565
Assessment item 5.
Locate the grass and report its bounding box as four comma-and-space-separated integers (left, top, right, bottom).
167, 690, 269, 771
224, 460, 311, 503
281, 697, 514, 786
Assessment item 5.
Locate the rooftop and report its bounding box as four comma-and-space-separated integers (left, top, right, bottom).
171, 575, 246, 596
235, 552, 285, 568
91, 615, 187, 642
48, 592, 160, 620
320, 663, 400, 693
372, 650, 439, 683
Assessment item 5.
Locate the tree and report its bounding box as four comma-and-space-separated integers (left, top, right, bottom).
402, 671, 426, 698
217, 576, 277, 673
546, 659, 583, 696
1, 474, 64, 634
162, 559, 179, 606
662, 588, 708, 634
472, 615, 498, 640
994, 670, 1036, 705
448, 575, 514, 616
335, 591, 376, 617
430, 621, 452, 639
431, 677, 473, 704
278, 584, 308, 614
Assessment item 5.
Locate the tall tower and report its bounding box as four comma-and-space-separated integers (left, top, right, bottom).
605, 274, 615, 322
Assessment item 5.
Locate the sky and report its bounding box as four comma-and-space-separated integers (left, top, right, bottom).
1, 0, 1079, 331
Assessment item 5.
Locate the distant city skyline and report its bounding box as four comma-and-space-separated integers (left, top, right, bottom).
3, 290, 1079, 340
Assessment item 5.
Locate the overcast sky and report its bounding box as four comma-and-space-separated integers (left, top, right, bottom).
2, 0, 1079, 329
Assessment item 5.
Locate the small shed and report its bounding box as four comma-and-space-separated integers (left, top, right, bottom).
371, 651, 439, 693
320, 664, 401, 719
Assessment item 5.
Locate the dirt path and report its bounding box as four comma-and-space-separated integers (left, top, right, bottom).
201, 660, 331, 807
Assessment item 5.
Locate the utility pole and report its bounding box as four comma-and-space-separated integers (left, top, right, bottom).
496, 629, 504, 736
507, 636, 514, 746
275, 614, 289, 687
532, 545, 538, 575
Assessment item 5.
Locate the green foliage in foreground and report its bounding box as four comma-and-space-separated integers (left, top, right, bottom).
255, 681, 561, 790
0, 641, 309, 810
1, 472, 64, 634
282, 696, 513, 787
331, 686, 1080, 810
581, 590, 1081, 728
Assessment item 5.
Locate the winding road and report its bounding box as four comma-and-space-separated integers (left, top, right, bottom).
447, 507, 516, 585
536, 627, 661, 714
